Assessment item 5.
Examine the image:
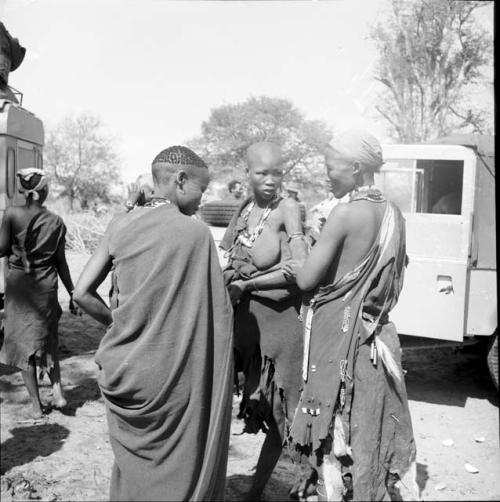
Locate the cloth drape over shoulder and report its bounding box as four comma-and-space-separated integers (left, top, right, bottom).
290, 201, 416, 501
96, 205, 234, 501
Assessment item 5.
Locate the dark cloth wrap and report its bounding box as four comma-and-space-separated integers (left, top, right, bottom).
221, 198, 303, 435
97, 205, 234, 501
290, 201, 416, 501
0, 209, 65, 372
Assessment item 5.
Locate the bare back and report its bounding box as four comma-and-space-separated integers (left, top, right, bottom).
297, 199, 387, 291
326, 200, 387, 285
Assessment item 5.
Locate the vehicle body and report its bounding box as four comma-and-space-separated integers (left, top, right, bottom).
378, 136, 496, 344
0, 98, 44, 301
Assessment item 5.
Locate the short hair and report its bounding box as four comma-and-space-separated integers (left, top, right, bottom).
152, 145, 207, 169
151, 145, 207, 185
228, 180, 241, 192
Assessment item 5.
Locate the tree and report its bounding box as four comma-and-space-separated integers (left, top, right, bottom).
370, 0, 493, 142
188, 96, 332, 187
44, 113, 122, 210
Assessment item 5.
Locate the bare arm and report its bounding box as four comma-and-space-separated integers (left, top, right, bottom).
0, 209, 12, 257
296, 204, 348, 291
282, 197, 308, 263
73, 230, 113, 326
55, 231, 74, 295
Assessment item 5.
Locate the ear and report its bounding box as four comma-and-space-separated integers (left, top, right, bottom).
352, 161, 361, 175
176, 170, 187, 191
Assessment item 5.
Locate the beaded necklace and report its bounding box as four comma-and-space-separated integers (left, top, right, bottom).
144, 197, 172, 208
237, 195, 279, 248
349, 185, 386, 203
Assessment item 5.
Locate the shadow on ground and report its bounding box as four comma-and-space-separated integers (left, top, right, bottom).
416, 462, 429, 495
226, 473, 293, 502
57, 311, 106, 360
50, 376, 102, 417
0, 423, 70, 475
403, 346, 498, 408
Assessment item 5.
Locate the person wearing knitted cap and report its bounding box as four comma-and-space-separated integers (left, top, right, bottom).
0, 168, 79, 419
74, 146, 233, 501
289, 130, 417, 501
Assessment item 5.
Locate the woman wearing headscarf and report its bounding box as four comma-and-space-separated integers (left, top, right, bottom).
290, 130, 417, 501
0, 168, 78, 418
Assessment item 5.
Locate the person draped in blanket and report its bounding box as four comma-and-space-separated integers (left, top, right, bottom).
108, 171, 154, 309
289, 130, 418, 502
0, 168, 80, 419
220, 141, 308, 500
73, 146, 234, 502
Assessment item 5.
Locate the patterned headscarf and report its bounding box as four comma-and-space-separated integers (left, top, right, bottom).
329, 129, 384, 172
17, 168, 48, 200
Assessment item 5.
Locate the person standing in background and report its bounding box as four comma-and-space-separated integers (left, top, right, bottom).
0, 168, 79, 418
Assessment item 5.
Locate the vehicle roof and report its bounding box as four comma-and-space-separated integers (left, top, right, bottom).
427, 134, 494, 158
0, 99, 44, 145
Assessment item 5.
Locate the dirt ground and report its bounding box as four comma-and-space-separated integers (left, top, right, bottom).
1, 252, 499, 501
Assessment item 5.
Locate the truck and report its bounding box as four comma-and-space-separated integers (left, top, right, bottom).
378, 135, 497, 387
0, 98, 44, 313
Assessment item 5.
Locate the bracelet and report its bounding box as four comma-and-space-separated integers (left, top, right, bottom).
124, 201, 135, 211
250, 281, 260, 293
287, 231, 305, 243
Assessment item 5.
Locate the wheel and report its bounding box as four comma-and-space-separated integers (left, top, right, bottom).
199, 200, 241, 227
487, 330, 498, 390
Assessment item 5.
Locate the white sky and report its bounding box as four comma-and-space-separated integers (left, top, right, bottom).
1, 0, 494, 182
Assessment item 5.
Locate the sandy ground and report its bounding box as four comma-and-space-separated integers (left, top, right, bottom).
1, 252, 499, 501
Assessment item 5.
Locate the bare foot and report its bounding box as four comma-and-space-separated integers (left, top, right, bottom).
31, 403, 43, 419
51, 396, 67, 409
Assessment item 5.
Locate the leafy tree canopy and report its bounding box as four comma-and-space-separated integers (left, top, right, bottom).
188, 96, 333, 190
44, 113, 122, 210
370, 0, 493, 142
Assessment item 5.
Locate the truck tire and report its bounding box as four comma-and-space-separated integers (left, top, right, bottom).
199, 200, 241, 227
487, 330, 498, 390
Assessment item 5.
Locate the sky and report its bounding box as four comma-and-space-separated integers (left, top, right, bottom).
1, 0, 494, 182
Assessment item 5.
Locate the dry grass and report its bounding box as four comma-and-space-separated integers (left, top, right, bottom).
47, 199, 119, 254
64, 212, 110, 254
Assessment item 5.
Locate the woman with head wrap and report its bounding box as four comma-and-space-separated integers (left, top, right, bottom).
0, 168, 79, 419
289, 130, 417, 501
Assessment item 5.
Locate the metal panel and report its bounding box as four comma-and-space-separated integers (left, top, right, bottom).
473, 155, 496, 269
466, 269, 497, 336
380, 144, 477, 342
391, 258, 468, 341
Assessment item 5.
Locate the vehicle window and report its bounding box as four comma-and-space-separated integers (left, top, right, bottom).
6, 148, 16, 198
19, 146, 36, 171
375, 158, 464, 215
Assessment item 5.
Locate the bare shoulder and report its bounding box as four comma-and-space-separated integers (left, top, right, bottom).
280, 196, 300, 211
325, 201, 351, 223
322, 201, 373, 235
277, 196, 301, 219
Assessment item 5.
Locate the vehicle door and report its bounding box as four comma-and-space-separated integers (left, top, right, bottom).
378, 144, 476, 341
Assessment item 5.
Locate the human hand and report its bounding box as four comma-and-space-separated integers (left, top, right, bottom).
126, 183, 145, 207
282, 259, 304, 282
228, 280, 247, 306
69, 296, 82, 316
